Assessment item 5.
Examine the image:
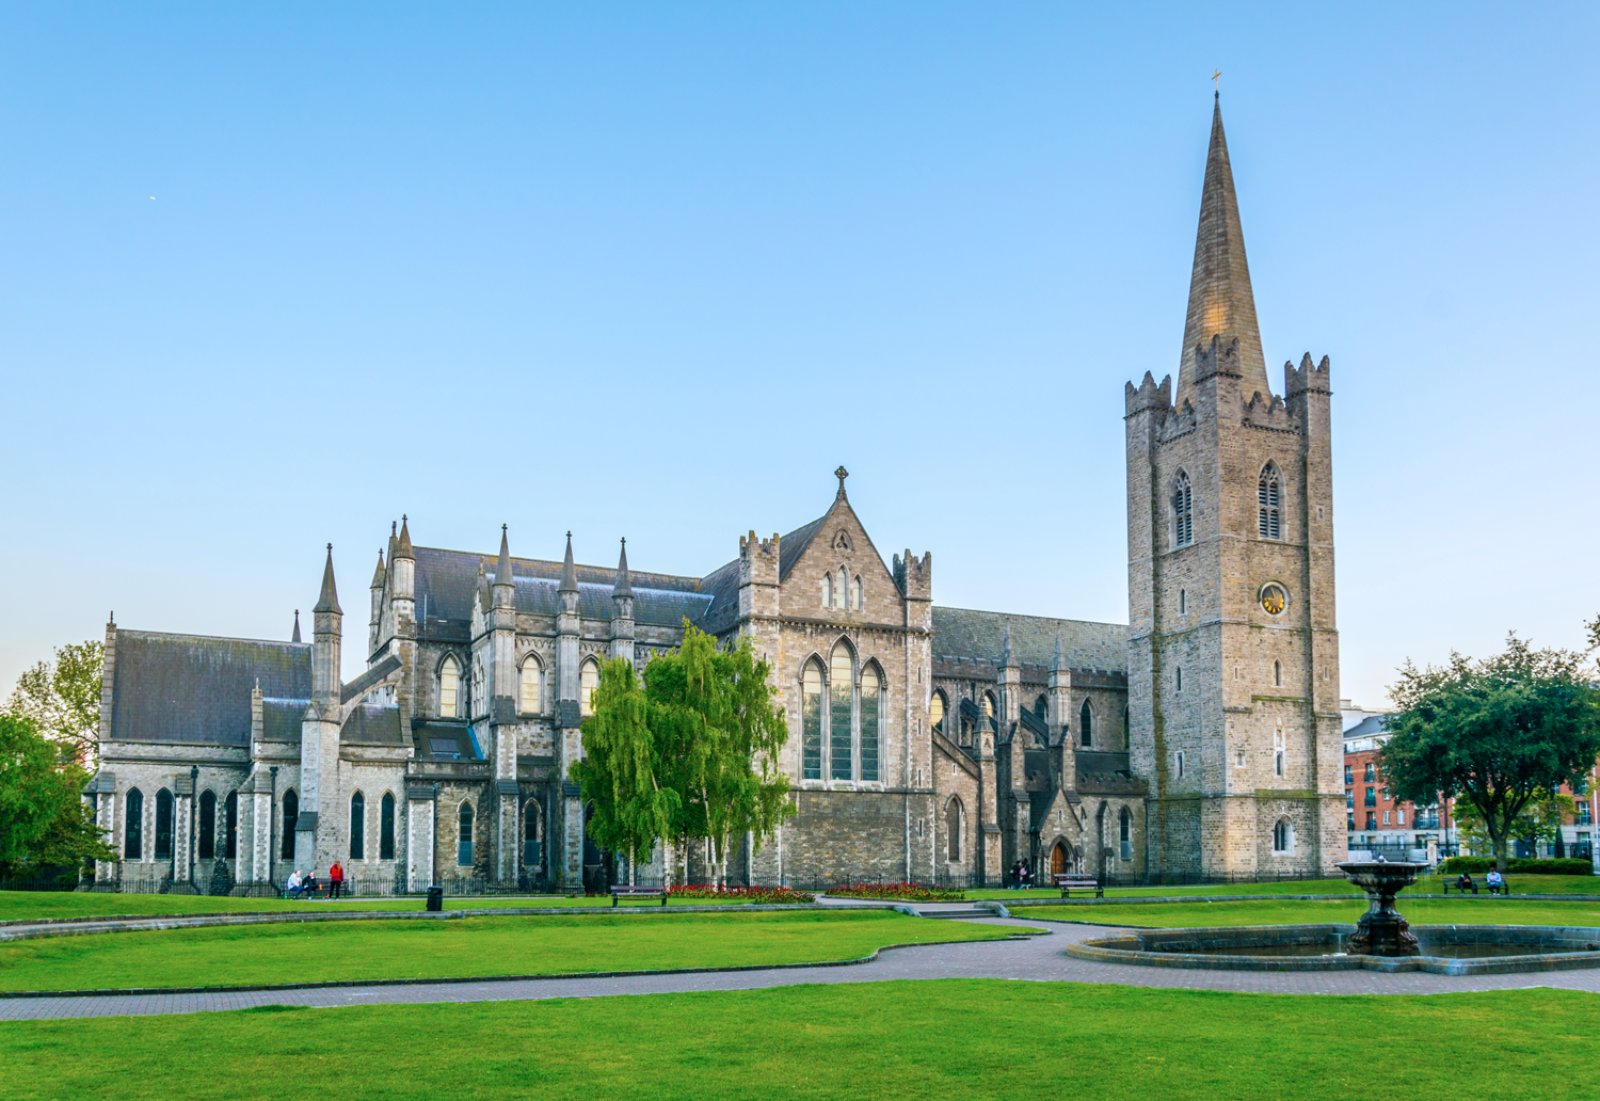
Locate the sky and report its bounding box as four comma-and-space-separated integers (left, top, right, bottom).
3, 2, 1598, 710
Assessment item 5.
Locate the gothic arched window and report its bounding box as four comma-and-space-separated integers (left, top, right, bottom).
1258, 462, 1282, 540
379, 792, 396, 860
829, 642, 854, 782
519, 656, 543, 714
439, 656, 461, 718
154, 788, 174, 861
350, 792, 366, 860
801, 659, 824, 780
1079, 700, 1093, 747
224, 790, 238, 859
124, 788, 143, 859
1273, 818, 1293, 853
457, 802, 475, 866
1034, 695, 1048, 720
851, 576, 862, 611
579, 658, 600, 717
281, 789, 298, 860
198, 790, 216, 860
822, 572, 833, 609
1119, 806, 1133, 861
929, 690, 947, 736
1172, 470, 1194, 548
946, 797, 964, 862
860, 663, 882, 783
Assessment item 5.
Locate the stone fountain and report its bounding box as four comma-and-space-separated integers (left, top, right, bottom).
1337, 859, 1425, 956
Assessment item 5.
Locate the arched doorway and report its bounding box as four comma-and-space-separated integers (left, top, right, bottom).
1050, 841, 1069, 878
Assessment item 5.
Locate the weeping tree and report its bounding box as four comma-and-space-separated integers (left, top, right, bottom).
575, 624, 792, 887
1380, 635, 1600, 871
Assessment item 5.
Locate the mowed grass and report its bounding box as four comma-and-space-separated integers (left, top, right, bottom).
1026, 897, 1600, 928
976, 873, 1600, 901
3, 981, 1597, 1100
0, 890, 771, 922
0, 910, 1024, 992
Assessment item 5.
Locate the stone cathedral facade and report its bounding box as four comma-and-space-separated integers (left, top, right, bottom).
89, 98, 1346, 893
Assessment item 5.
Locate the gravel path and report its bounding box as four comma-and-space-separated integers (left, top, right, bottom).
4, 916, 1598, 1021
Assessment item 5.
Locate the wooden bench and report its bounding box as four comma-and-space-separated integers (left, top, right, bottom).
1053, 874, 1103, 899
610, 885, 668, 907
1442, 880, 1478, 895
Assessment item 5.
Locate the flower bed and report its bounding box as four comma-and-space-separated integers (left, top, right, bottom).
665, 884, 816, 904
826, 882, 967, 903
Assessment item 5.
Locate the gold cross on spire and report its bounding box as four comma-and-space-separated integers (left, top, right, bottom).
1211, 69, 1221, 97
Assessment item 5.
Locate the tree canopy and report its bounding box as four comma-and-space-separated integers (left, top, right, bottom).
572, 623, 793, 884
8, 640, 102, 764
0, 712, 114, 878
1380, 635, 1600, 869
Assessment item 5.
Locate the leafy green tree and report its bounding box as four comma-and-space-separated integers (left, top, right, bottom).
571, 659, 675, 870
0, 713, 114, 878
1451, 788, 1575, 856
8, 640, 103, 764
576, 623, 793, 886
1380, 635, 1600, 870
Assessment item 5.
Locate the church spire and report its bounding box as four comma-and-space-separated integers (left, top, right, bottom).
313, 544, 341, 615
1177, 95, 1270, 405
559, 532, 578, 593
292, 609, 302, 643
613, 537, 632, 598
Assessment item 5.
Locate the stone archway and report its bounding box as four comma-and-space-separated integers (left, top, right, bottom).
1050, 841, 1069, 877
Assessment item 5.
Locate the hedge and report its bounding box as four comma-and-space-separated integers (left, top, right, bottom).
1437, 855, 1594, 875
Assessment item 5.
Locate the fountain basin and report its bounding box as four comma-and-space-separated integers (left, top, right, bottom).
1067, 923, 1600, 975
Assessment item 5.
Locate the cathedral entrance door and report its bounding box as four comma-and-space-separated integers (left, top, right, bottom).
1050, 842, 1067, 878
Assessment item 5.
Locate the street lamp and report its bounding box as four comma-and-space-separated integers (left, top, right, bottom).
188, 765, 199, 890
269, 765, 279, 888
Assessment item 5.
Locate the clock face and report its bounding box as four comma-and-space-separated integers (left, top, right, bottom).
1260, 583, 1288, 616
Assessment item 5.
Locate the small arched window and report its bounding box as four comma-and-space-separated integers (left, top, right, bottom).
1172, 471, 1194, 548
1176, 666, 1183, 693
439, 656, 461, 718
1079, 699, 1093, 747
198, 790, 217, 860
1119, 806, 1133, 860
981, 693, 996, 721
281, 789, 299, 860
155, 788, 174, 861
946, 797, 964, 862
1179, 588, 1187, 615
837, 567, 848, 610
579, 659, 600, 717
929, 690, 947, 735
457, 802, 475, 866
379, 792, 397, 860
1272, 818, 1292, 853
822, 572, 833, 608
1274, 728, 1286, 778
519, 656, 543, 714
1176, 750, 1186, 779
860, 664, 881, 783
224, 790, 238, 859
350, 792, 366, 860
124, 788, 144, 859
829, 642, 854, 781
851, 576, 862, 611
1258, 462, 1282, 540
801, 659, 824, 780
1273, 660, 1282, 688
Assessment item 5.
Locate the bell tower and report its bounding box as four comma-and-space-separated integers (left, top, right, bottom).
1126, 96, 1345, 878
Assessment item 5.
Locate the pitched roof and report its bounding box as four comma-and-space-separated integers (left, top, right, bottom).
109, 629, 311, 746
1178, 96, 1270, 404
931, 607, 1126, 673
341, 701, 405, 746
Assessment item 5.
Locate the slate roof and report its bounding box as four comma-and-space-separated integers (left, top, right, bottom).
412, 719, 484, 761
341, 701, 405, 747
931, 608, 1127, 673
411, 546, 712, 640
109, 630, 311, 746
261, 698, 308, 743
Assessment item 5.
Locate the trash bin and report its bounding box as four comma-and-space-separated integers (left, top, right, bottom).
426, 886, 444, 912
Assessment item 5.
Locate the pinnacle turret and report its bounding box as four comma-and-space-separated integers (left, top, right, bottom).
1053, 632, 1067, 673
312, 544, 341, 615
559, 531, 578, 593
394, 515, 414, 560
292, 609, 302, 643
370, 549, 386, 589
1177, 96, 1269, 404
613, 538, 632, 598
998, 625, 1014, 668
494, 524, 516, 609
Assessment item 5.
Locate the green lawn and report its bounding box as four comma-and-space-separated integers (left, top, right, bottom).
978, 873, 1600, 901
1025, 896, 1600, 928
0, 910, 1025, 992
0, 890, 773, 923
2, 981, 1595, 1100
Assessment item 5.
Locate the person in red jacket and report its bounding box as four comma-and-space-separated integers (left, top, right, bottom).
329, 860, 345, 900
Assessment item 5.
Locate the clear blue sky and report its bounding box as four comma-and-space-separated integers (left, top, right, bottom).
3, 2, 1597, 708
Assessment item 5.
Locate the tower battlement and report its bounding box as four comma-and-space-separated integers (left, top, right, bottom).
1285, 352, 1332, 397
1124, 371, 1173, 417
893, 549, 932, 599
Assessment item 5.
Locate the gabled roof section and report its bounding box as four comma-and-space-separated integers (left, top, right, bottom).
1178, 95, 1270, 405
109, 629, 312, 746
341, 700, 405, 746
932, 608, 1126, 674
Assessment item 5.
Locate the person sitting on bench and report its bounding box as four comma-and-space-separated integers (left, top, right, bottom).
1486, 868, 1504, 895
286, 869, 307, 899
1456, 872, 1474, 892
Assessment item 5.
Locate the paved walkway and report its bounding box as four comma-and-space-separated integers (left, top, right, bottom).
4, 917, 1598, 1021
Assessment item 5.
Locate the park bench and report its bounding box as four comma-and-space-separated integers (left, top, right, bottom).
610, 885, 668, 907
1053, 873, 1103, 899
1442, 880, 1478, 895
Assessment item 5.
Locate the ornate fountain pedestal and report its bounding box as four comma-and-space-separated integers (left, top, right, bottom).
1337, 860, 1424, 956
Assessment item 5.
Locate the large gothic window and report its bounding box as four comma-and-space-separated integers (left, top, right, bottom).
946, 797, 964, 862
829, 643, 854, 781
519, 656, 543, 714
198, 790, 216, 860
350, 792, 366, 860
1258, 462, 1282, 540
801, 660, 824, 780
154, 788, 174, 861
1119, 807, 1133, 860
439, 656, 461, 718
457, 802, 475, 866
929, 690, 946, 736
860, 664, 881, 783
579, 658, 600, 717
224, 790, 238, 859
1172, 471, 1194, 548
281, 789, 298, 860
124, 788, 143, 859
379, 792, 396, 860
1079, 700, 1093, 747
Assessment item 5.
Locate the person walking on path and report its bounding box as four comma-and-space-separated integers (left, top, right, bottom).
329, 861, 345, 900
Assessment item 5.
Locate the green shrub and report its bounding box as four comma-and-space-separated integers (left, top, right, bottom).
1438, 856, 1491, 874
1438, 855, 1594, 875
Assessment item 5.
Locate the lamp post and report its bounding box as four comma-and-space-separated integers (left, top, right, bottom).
188, 765, 199, 890
269, 765, 279, 888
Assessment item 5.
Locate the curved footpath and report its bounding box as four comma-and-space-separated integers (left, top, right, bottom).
4, 913, 1599, 1021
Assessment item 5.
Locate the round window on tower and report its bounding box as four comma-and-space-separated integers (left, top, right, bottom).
1259, 582, 1289, 617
